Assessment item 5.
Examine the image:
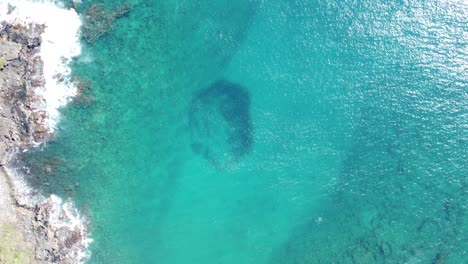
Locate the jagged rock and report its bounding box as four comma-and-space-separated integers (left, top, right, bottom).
31, 78, 45, 87
0, 142, 8, 165
0, 21, 72, 264
64, 229, 82, 248
1, 14, 90, 264
0, 40, 21, 60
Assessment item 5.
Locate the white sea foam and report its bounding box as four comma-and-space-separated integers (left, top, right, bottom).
0, 0, 82, 130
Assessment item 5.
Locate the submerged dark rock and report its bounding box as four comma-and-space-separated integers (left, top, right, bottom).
189, 80, 253, 168
82, 3, 133, 44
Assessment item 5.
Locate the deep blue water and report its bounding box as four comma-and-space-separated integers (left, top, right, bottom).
20, 0, 467, 263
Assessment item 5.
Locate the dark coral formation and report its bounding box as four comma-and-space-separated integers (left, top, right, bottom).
189, 80, 253, 168
81, 3, 133, 44
71, 77, 95, 106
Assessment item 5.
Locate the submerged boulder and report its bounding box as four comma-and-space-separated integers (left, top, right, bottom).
189, 80, 253, 168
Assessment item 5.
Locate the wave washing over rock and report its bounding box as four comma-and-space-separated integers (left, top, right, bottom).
0, 0, 82, 130
5, 167, 92, 263
0, 1, 92, 263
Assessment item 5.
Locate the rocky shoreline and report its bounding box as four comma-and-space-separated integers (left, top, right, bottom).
0, 22, 89, 263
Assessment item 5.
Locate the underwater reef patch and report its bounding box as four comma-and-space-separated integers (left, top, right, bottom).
189, 80, 253, 168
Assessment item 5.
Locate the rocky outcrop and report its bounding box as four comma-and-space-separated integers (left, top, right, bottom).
0, 22, 87, 263
0, 22, 49, 165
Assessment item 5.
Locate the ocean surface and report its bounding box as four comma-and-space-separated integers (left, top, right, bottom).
17, 0, 467, 263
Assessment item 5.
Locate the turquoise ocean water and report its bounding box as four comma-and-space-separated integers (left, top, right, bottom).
18, 0, 467, 263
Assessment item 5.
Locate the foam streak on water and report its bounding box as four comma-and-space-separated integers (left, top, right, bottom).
0, 0, 82, 130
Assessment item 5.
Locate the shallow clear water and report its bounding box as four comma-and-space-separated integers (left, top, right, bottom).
20, 0, 467, 263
